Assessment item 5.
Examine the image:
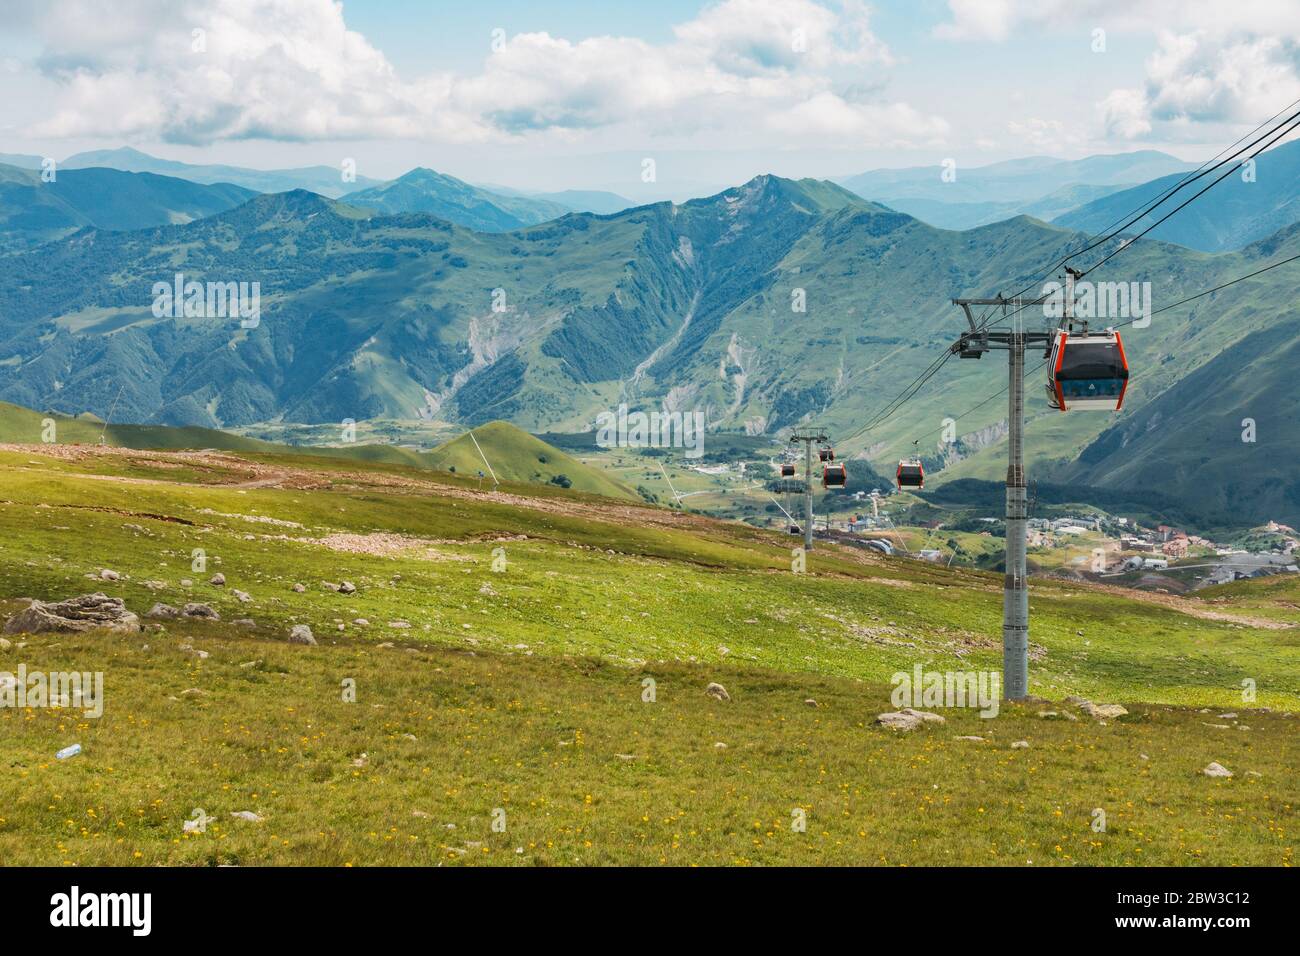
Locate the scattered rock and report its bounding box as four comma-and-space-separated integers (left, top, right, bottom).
99, 569, 120, 581
0, 637, 11, 651
230, 811, 263, 823
352, 753, 369, 768
1011, 740, 1029, 749
339, 581, 356, 595
288, 624, 317, 646
804, 698, 818, 707
1082, 702, 1128, 720
3, 593, 140, 635
291, 583, 306, 593
232, 589, 252, 603
876, 709, 945, 731
1202, 762, 1233, 778
705, 682, 730, 701
353, 618, 369, 627
180, 688, 206, 699
210, 573, 226, 586
713, 742, 728, 750
1218, 713, 1238, 719
954, 735, 985, 742
389, 620, 411, 629
182, 603, 219, 620
232, 618, 255, 628
146, 603, 179, 619
322, 582, 341, 592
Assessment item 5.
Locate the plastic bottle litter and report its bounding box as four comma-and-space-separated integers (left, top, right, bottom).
55, 744, 82, 760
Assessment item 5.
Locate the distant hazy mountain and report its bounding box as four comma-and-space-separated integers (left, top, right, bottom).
838, 150, 1198, 230
534, 189, 633, 215
0, 163, 257, 251
841, 151, 1196, 203
343, 168, 571, 231
477, 183, 635, 215
0, 153, 43, 170
61, 146, 380, 198
882, 183, 1131, 231
1053, 139, 1300, 252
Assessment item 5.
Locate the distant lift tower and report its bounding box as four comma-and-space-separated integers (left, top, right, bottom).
948, 295, 1055, 700
789, 429, 828, 553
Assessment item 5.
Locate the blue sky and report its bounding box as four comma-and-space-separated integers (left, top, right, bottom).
1, 1, 1296, 200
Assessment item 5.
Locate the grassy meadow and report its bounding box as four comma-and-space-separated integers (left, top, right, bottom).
0, 443, 1295, 866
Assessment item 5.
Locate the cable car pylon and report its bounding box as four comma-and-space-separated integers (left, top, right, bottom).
948, 290, 1057, 701
789, 429, 829, 552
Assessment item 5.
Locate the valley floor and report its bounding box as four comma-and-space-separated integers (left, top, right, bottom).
0, 444, 1295, 866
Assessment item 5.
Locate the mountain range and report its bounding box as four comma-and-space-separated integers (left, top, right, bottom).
1, 149, 1299, 527
58, 146, 382, 197
343, 168, 574, 231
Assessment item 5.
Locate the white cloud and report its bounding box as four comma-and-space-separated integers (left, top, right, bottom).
936, 0, 1300, 43
13, 0, 943, 150
1103, 31, 1300, 140
936, 1, 1300, 145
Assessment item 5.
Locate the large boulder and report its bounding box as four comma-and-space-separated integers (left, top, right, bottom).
288, 624, 317, 646
3, 593, 140, 635
876, 708, 945, 731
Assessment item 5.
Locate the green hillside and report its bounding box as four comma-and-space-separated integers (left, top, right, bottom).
1055, 140, 1300, 252
0, 402, 641, 502
425, 421, 638, 499
0, 163, 256, 251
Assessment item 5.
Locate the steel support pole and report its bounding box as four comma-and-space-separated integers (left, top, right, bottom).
804, 439, 815, 552
1003, 334, 1029, 700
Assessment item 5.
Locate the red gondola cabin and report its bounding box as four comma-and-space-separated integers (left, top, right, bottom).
896, 459, 924, 489
1046, 328, 1129, 411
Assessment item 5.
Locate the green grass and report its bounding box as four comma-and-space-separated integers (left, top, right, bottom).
0, 443, 1295, 865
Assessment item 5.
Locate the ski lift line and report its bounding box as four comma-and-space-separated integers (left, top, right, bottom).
762, 490, 798, 524
834, 104, 1300, 465
1063, 106, 1300, 277
896, 254, 1300, 451
838, 348, 956, 449
1079, 114, 1300, 282
466, 429, 500, 488
657, 461, 685, 506
1111, 252, 1300, 330
990, 102, 1300, 316
99, 383, 126, 445
981, 105, 1300, 334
